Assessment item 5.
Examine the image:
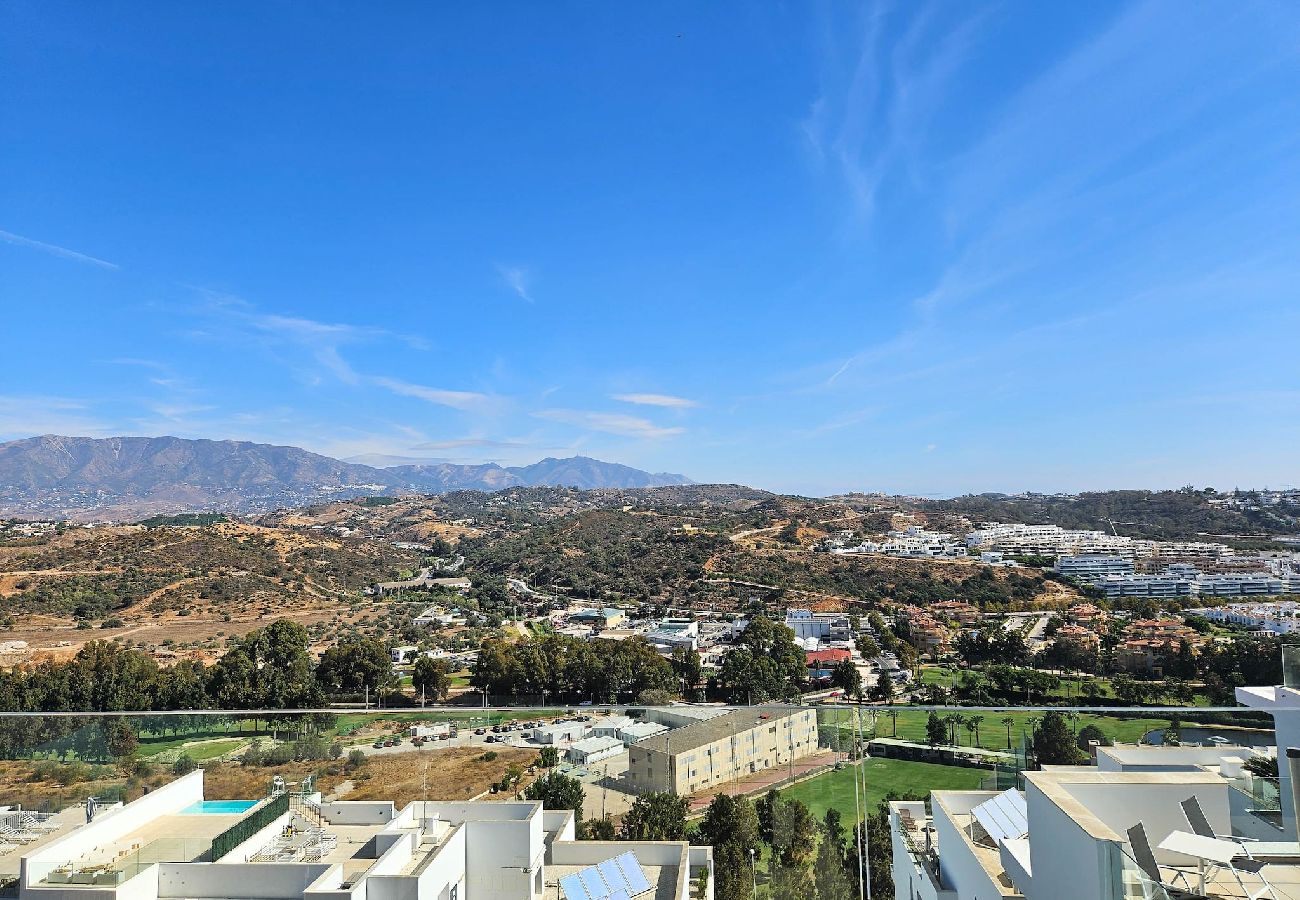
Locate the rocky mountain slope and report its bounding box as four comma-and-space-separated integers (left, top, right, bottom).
0, 435, 692, 520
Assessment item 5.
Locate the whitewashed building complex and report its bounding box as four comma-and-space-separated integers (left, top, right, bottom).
18, 771, 712, 900
890, 661, 1300, 900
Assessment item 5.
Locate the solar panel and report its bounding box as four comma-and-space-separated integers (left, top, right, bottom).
562, 852, 653, 900
970, 788, 1028, 845
597, 859, 629, 894
560, 874, 591, 900
578, 867, 607, 899
615, 852, 653, 895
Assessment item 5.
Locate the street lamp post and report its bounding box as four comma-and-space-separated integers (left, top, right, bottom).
749, 848, 756, 898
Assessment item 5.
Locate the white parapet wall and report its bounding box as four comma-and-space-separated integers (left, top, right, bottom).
22, 770, 205, 892
157, 863, 331, 900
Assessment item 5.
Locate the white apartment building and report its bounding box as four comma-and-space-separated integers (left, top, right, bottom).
1094, 574, 1196, 598
831, 527, 965, 559
18, 770, 713, 900
1097, 572, 1295, 600
1191, 602, 1300, 634
1195, 574, 1289, 597
1054, 555, 1134, 582
965, 523, 1230, 561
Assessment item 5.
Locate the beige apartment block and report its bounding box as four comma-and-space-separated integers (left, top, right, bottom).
627, 707, 819, 795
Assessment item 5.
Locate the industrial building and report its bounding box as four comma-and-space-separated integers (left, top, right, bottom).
566, 735, 625, 765
626, 707, 819, 795
532, 723, 591, 745
783, 609, 852, 642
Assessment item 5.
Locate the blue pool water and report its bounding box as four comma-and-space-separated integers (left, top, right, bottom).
180, 800, 258, 815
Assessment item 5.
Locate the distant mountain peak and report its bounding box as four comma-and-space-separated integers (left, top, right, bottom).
0, 435, 693, 521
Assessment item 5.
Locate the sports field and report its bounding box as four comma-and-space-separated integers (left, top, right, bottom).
781, 757, 986, 824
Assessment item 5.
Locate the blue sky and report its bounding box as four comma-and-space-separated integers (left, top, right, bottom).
3, 2, 1299, 496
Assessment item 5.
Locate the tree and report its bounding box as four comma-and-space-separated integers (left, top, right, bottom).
106, 719, 138, 761
698, 794, 759, 900
926, 711, 947, 748
316, 637, 396, 697
1001, 716, 1016, 749
870, 671, 895, 704
537, 746, 560, 768
581, 816, 616, 841
621, 793, 689, 841
756, 789, 780, 846
1032, 710, 1084, 766
1075, 724, 1111, 753
671, 647, 705, 702
830, 660, 863, 700
524, 771, 585, 820
715, 616, 807, 703
172, 753, 197, 776
855, 634, 880, 659
966, 714, 984, 747
769, 796, 817, 868
1245, 756, 1280, 779
411, 656, 451, 703
947, 714, 966, 747
813, 808, 853, 900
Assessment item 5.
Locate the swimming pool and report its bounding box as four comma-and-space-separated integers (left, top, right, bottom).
179, 800, 259, 815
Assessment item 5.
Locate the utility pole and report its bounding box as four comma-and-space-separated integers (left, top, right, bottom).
857, 706, 872, 900
850, 708, 865, 900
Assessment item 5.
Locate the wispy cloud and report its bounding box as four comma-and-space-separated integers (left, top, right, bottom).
371, 376, 501, 414
497, 264, 534, 303
611, 393, 700, 409
412, 437, 533, 450
803, 5, 987, 223
0, 229, 119, 270
534, 409, 684, 439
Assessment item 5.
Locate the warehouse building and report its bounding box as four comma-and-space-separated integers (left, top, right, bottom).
627, 707, 820, 795
532, 722, 590, 744
566, 735, 625, 765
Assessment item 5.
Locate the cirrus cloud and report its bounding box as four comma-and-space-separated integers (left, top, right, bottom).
611, 393, 699, 409
370, 376, 502, 414
534, 408, 684, 439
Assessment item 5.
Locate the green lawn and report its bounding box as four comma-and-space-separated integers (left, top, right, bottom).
139, 737, 246, 762
821, 708, 1174, 753
782, 758, 986, 825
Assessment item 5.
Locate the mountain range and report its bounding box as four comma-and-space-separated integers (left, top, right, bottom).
0, 435, 692, 521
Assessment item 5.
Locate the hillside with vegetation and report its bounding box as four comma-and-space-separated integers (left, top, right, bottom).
914, 488, 1299, 540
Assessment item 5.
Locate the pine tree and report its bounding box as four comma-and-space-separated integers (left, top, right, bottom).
926, 710, 947, 747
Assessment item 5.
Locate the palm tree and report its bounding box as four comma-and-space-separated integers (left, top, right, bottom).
1001, 716, 1015, 749
887, 709, 898, 737
966, 714, 984, 748
948, 714, 966, 747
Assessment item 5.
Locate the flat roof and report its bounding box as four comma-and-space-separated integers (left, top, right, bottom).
632, 707, 810, 757
570, 736, 624, 754
545, 860, 676, 900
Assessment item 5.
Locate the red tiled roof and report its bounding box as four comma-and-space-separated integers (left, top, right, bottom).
806, 649, 851, 665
